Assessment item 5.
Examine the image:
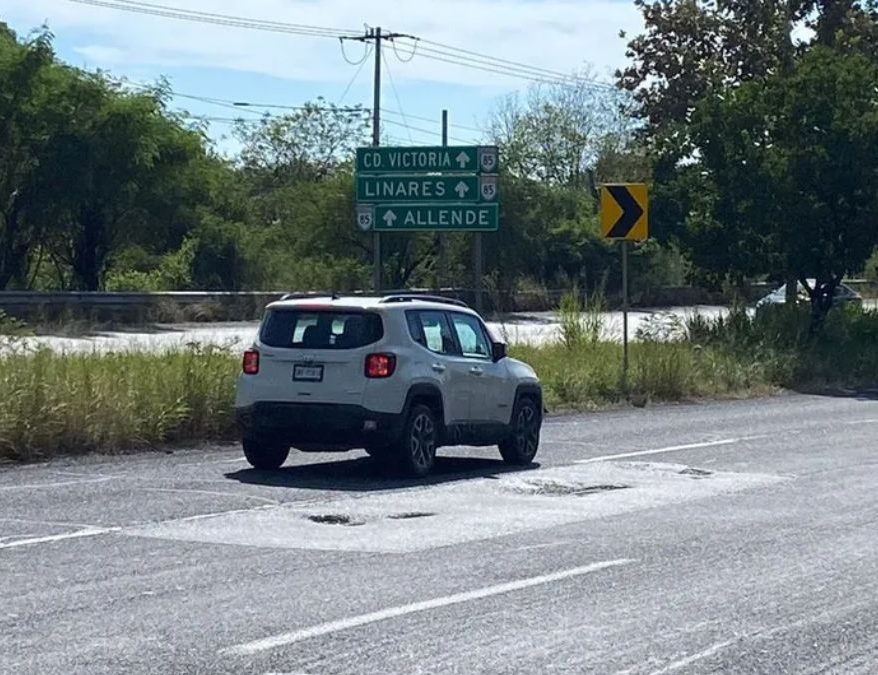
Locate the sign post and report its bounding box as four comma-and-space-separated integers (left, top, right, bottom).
600, 183, 649, 392
355, 143, 500, 299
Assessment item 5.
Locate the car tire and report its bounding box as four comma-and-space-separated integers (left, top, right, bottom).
499, 397, 541, 465
242, 437, 290, 470
394, 404, 438, 478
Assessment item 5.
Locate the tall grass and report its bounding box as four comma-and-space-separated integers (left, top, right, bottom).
0, 344, 239, 461
2, 304, 877, 461
558, 286, 606, 349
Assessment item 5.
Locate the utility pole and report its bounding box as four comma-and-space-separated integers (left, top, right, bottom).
341, 26, 415, 293
473, 224, 484, 315
435, 109, 448, 293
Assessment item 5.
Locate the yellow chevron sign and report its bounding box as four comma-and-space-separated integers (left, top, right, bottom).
600, 184, 649, 241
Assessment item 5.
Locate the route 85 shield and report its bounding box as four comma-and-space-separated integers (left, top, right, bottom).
478, 146, 499, 173
480, 175, 498, 202
356, 205, 374, 232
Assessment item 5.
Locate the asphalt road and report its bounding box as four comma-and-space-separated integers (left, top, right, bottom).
1, 393, 877, 674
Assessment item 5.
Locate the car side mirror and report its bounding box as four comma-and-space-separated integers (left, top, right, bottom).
492, 341, 508, 362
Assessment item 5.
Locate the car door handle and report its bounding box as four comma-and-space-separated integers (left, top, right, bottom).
469, 366, 484, 376
431, 363, 447, 373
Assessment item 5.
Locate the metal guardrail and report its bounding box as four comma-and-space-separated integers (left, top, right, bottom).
1, 282, 875, 317
0, 291, 283, 308
0, 289, 478, 319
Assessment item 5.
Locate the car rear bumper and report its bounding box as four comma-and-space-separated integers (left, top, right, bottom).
235, 402, 404, 449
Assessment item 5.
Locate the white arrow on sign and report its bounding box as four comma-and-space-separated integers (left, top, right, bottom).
455, 181, 470, 199
383, 210, 397, 227
456, 151, 471, 169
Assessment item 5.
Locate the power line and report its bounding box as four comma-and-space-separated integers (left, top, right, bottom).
381, 52, 412, 144
381, 118, 475, 145
68, 0, 361, 38
184, 113, 476, 145
117, 80, 367, 118
416, 37, 614, 89
392, 40, 613, 88
112, 76, 483, 142
70, 0, 612, 89
339, 38, 371, 66
339, 47, 372, 103
380, 108, 482, 134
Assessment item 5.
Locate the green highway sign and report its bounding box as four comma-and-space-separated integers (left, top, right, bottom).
370, 203, 499, 232
357, 174, 497, 203
357, 145, 499, 175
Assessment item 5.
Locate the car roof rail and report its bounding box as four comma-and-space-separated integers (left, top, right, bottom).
279, 292, 339, 301
379, 294, 470, 308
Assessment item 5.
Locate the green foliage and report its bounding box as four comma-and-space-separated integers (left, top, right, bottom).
106, 237, 198, 291
864, 249, 878, 282
235, 100, 369, 186
0, 344, 238, 461
688, 304, 878, 386
0, 24, 720, 300
3, 307, 878, 460
624, 2, 878, 324
0, 309, 27, 336
558, 285, 606, 349
0, 27, 56, 289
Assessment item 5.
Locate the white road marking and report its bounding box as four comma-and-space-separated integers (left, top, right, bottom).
576, 438, 752, 464
1, 504, 280, 550
0, 476, 116, 491
647, 638, 738, 674
0, 516, 104, 528
223, 558, 635, 656
140, 487, 278, 505
0, 527, 120, 550
843, 418, 878, 426
647, 598, 877, 674
513, 540, 575, 552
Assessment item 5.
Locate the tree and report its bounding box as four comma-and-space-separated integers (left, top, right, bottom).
687, 46, 878, 322
235, 101, 369, 188
30, 73, 209, 290
621, 0, 878, 319
0, 26, 55, 289
489, 73, 630, 186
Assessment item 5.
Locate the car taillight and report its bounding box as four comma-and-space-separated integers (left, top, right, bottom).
243, 350, 260, 375
365, 353, 396, 378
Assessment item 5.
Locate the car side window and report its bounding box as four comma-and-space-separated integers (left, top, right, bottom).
407, 311, 457, 355
450, 313, 491, 360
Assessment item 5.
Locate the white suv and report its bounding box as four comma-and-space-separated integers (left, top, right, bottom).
235, 294, 542, 477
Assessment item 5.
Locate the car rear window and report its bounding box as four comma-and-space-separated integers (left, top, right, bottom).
260, 310, 383, 349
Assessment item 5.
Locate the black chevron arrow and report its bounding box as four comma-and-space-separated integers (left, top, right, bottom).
606, 185, 644, 238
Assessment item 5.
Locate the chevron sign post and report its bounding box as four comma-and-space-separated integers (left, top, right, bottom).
600, 183, 650, 392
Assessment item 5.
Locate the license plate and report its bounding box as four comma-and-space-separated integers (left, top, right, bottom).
293, 364, 324, 382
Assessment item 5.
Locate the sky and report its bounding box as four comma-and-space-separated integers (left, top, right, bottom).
3, 0, 645, 154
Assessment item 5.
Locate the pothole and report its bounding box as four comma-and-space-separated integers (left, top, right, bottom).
508, 479, 629, 497
679, 467, 713, 478
388, 512, 436, 520
307, 514, 364, 526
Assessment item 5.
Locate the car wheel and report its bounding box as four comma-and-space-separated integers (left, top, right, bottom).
499, 397, 541, 465
242, 437, 290, 470
395, 404, 438, 477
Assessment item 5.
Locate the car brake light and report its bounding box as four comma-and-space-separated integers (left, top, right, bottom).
243, 350, 260, 375
365, 353, 396, 378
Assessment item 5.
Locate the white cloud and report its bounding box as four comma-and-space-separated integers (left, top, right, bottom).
4, 0, 643, 87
